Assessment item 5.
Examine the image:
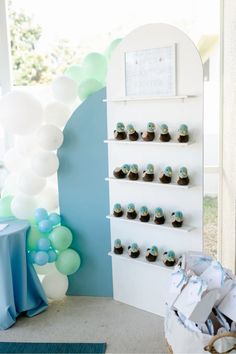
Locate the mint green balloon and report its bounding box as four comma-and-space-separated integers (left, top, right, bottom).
83, 52, 107, 83
104, 38, 122, 60
49, 226, 72, 251
27, 226, 48, 251
64, 65, 84, 85
78, 79, 104, 101
56, 249, 81, 275
0, 195, 14, 217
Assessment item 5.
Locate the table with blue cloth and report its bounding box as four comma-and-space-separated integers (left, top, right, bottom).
0, 218, 48, 330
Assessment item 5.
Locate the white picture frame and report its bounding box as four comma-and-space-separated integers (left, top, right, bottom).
125, 44, 176, 97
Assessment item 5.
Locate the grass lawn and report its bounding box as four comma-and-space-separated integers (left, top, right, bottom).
203, 196, 218, 258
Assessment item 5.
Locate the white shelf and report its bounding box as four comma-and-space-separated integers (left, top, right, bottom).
108, 251, 174, 272
103, 95, 195, 102
106, 215, 195, 233
105, 177, 192, 189
104, 139, 192, 146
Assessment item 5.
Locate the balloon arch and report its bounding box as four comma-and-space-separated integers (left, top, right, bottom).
0, 38, 121, 300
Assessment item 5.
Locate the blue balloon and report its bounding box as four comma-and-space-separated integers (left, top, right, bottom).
34, 251, 49, 266
28, 251, 36, 263
48, 249, 57, 263
38, 219, 53, 233
49, 213, 61, 226
37, 238, 51, 251
35, 208, 48, 223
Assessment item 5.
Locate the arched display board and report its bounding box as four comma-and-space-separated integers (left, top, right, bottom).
58, 88, 113, 296
106, 24, 203, 315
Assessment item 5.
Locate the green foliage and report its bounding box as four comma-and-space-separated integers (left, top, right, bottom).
203, 196, 218, 259
8, 0, 82, 85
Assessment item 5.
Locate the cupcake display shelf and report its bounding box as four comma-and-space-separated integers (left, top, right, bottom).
106, 215, 195, 233
105, 177, 192, 189
108, 252, 174, 272
106, 24, 203, 317
104, 139, 192, 146
103, 95, 196, 102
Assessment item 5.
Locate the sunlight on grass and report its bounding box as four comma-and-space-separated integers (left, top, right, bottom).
203, 196, 218, 258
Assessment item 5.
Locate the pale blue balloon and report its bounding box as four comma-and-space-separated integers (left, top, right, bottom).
38, 219, 53, 233
48, 249, 57, 263
37, 238, 51, 251
28, 251, 36, 264
34, 251, 49, 266
49, 213, 61, 226
35, 208, 48, 223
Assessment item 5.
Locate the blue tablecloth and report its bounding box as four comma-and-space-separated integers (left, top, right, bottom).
0, 218, 48, 330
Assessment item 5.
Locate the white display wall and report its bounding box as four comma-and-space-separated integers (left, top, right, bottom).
105, 23, 203, 316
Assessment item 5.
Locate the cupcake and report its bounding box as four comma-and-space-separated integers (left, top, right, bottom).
162, 250, 176, 267
146, 246, 158, 262
177, 167, 190, 186
114, 122, 127, 140
141, 122, 156, 141
128, 243, 140, 258
113, 203, 123, 217
113, 164, 130, 179
143, 164, 154, 182
126, 203, 137, 220
128, 164, 139, 180
171, 211, 184, 228
178, 124, 189, 143
127, 124, 139, 141
154, 207, 165, 225
159, 166, 172, 184
139, 206, 150, 222
113, 239, 123, 255
159, 123, 171, 142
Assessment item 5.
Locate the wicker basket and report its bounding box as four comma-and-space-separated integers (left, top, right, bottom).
165, 309, 236, 354
166, 333, 236, 354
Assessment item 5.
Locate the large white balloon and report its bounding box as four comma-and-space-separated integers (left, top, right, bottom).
37, 186, 59, 211
36, 125, 64, 151
42, 271, 68, 300
31, 151, 59, 177
52, 76, 77, 104
47, 174, 58, 187
34, 263, 57, 275
15, 135, 38, 157
0, 91, 43, 135
18, 169, 46, 196
11, 194, 37, 219
44, 101, 71, 128
1, 173, 19, 197
4, 148, 27, 173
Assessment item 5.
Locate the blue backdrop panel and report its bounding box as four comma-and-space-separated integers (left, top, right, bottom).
57, 88, 112, 296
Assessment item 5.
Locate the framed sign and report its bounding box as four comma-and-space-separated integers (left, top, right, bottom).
125, 44, 176, 97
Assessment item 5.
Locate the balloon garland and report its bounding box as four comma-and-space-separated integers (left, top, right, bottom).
0, 38, 122, 300
65, 38, 122, 101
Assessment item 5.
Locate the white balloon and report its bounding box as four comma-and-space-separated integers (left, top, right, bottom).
31, 151, 59, 177
3, 148, 27, 173
18, 169, 46, 196
42, 271, 68, 300
47, 174, 58, 187
2, 173, 19, 196
34, 263, 57, 275
15, 135, 38, 157
11, 194, 37, 219
0, 91, 43, 135
37, 186, 59, 211
44, 101, 71, 128
52, 76, 77, 104
36, 125, 64, 151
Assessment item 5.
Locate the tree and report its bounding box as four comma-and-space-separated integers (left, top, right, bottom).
8, 0, 82, 85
